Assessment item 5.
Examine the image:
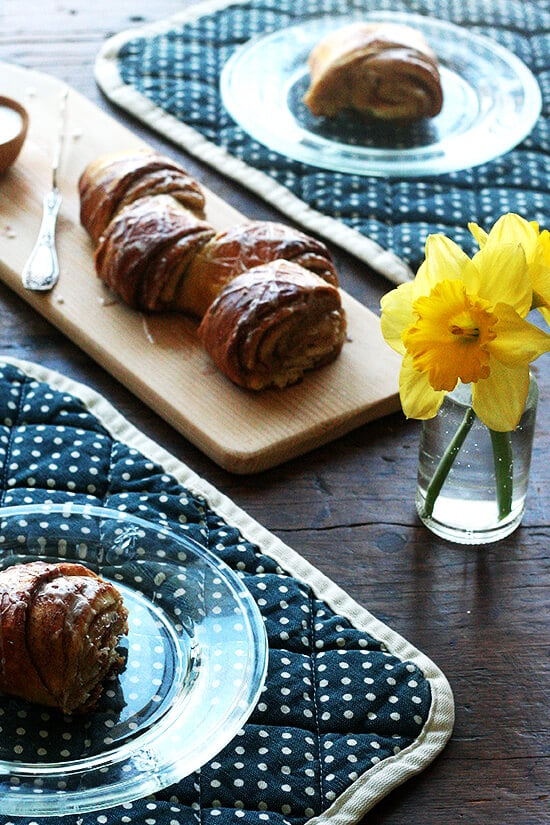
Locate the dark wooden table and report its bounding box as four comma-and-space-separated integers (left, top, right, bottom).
1, 3, 549, 823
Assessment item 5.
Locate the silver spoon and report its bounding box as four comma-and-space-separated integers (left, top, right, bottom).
22, 87, 69, 291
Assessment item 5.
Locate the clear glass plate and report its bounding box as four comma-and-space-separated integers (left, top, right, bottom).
0, 503, 268, 816
220, 11, 542, 177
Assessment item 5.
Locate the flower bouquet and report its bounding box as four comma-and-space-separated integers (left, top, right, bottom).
380, 214, 550, 544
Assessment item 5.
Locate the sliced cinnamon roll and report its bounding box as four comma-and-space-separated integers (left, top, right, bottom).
179, 220, 339, 317
94, 194, 216, 311
79, 149, 206, 244
0, 561, 128, 715
303, 21, 443, 122
198, 259, 347, 390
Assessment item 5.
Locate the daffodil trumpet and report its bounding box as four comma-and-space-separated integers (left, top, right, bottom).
380, 214, 550, 536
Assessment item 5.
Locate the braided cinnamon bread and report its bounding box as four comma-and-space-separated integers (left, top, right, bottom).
79, 150, 348, 387
0, 561, 128, 715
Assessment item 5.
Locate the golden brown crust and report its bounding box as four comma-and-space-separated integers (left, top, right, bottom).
198, 259, 347, 390
179, 220, 339, 317
303, 21, 443, 122
0, 561, 128, 714
94, 194, 216, 311
79, 151, 348, 381
78, 149, 206, 244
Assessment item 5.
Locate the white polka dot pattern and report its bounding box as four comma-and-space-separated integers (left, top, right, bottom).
0, 363, 433, 824
114, 0, 550, 275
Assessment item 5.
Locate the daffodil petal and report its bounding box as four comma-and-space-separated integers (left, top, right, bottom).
399, 355, 447, 419
472, 361, 530, 431
481, 215, 550, 311
485, 213, 539, 258
468, 221, 488, 247
472, 242, 531, 314
529, 258, 550, 312
539, 229, 550, 265
380, 282, 417, 355
415, 234, 478, 295
488, 303, 550, 364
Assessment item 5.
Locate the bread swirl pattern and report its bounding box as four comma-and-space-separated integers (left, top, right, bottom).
94, 194, 216, 311
198, 260, 347, 390
0, 561, 128, 714
179, 220, 339, 317
303, 22, 443, 122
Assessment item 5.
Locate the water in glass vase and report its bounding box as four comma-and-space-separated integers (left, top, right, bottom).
416, 377, 538, 544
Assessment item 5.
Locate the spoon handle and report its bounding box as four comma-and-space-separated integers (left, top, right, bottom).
21, 189, 62, 291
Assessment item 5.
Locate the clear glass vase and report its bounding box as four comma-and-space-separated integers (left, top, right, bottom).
416, 375, 538, 544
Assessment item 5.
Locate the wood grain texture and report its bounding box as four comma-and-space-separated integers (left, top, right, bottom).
0, 62, 400, 473
0, 3, 549, 824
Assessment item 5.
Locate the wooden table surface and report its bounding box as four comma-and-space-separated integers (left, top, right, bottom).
1, 3, 549, 824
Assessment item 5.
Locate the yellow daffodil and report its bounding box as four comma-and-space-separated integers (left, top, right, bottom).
380, 232, 550, 431
469, 213, 550, 323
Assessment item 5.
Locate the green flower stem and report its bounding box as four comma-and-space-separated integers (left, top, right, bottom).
422, 406, 476, 519
489, 429, 514, 520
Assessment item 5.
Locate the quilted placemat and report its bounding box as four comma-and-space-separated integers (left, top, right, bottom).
94, 0, 549, 285
0, 356, 454, 824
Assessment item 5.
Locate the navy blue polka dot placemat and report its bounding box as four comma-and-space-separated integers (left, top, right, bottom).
0, 357, 454, 824
94, 0, 548, 285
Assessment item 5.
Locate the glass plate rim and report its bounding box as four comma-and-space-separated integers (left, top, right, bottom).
0, 502, 269, 815
220, 10, 542, 178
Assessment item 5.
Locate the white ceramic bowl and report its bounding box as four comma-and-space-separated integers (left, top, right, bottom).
0, 95, 29, 174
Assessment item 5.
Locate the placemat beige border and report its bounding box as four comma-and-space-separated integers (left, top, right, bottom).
94, 0, 413, 286
1, 355, 454, 823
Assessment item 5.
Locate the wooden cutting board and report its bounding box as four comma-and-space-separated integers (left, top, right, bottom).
0, 62, 401, 474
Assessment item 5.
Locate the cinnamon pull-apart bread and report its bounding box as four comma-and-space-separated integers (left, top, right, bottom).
179, 220, 339, 318
0, 561, 129, 715
303, 21, 443, 122
94, 194, 216, 311
79, 149, 349, 384
79, 149, 206, 244
198, 259, 347, 390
